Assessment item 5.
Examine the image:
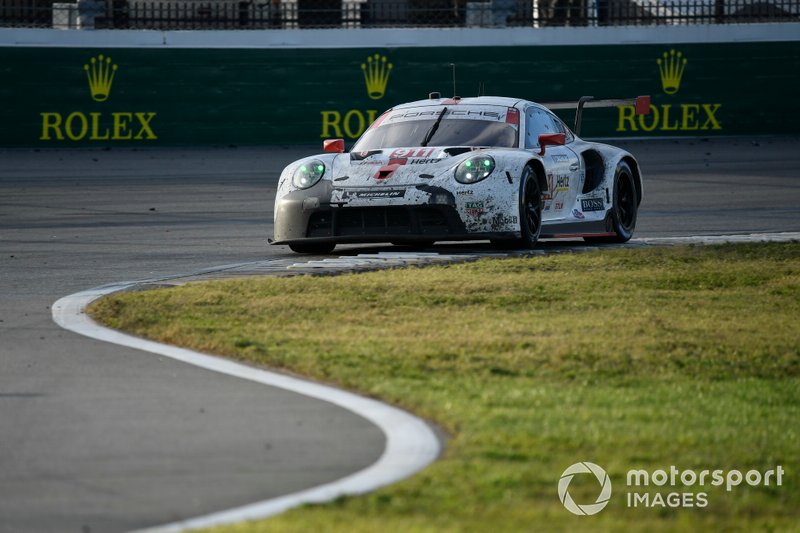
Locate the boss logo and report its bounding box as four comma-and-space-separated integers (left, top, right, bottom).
581, 198, 605, 212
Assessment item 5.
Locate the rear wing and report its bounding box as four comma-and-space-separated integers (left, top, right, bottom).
543, 95, 651, 137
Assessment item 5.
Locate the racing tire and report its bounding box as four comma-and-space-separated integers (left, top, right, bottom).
492, 165, 542, 250
288, 242, 336, 254
584, 161, 638, 244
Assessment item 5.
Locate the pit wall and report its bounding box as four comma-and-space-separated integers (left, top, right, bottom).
1, 24, 798, 147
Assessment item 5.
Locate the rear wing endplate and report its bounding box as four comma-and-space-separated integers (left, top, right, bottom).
543, 95, 650, 137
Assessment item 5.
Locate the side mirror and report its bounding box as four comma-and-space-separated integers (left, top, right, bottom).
323, 138, 345, 153
538, 133, 566, 156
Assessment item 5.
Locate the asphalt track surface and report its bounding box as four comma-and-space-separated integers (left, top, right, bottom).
2, 137, 799, 532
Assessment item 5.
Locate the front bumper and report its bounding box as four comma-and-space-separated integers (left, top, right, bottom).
272, 175, 525, 246
272, 202, 518, 245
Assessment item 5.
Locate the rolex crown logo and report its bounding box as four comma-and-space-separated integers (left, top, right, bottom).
657, 49, 687, 95
84, 54, 118, 102
361, 53, 392, 100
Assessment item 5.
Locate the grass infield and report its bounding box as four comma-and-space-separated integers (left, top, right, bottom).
89, 243, 799, 532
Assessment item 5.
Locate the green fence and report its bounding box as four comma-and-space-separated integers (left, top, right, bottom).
1, 41, 798, 147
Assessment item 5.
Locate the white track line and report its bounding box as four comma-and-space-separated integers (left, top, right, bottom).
51, 282, 441, 533
50, 232, 798, 531
634, 232, 800, 245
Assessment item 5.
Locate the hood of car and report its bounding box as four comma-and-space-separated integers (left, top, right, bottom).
332, 146, 482, 187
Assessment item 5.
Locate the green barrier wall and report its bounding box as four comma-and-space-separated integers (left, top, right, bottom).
1, 41, 798, 147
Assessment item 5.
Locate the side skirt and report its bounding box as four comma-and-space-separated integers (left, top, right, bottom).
540, 217, 613, 239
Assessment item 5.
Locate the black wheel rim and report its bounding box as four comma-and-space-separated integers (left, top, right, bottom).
523, 175, 542, 238
616, 173, 636, 231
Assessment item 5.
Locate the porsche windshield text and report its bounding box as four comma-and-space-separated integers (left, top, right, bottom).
352, 107, 518, 151
388, 109, 503, 120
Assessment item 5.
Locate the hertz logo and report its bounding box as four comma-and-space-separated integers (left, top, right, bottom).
361, 53, 392, 100
657, 49, 687, 95
40, 53, 157, 142
84, 54, 118, 102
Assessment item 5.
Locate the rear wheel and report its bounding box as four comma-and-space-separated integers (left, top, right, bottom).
492, 165, 542, 250
585, 161, 638, 244
288, 242, 336, 254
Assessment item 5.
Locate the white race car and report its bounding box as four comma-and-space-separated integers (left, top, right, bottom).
272, 94, 650, 253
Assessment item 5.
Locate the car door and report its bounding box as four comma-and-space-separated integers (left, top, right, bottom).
523, 106, 581, 221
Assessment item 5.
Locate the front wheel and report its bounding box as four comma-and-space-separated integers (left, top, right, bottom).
519, 165, 543, 248
288, 242, 336, 254
585, 161, 638, 244
492, 165, 542, 250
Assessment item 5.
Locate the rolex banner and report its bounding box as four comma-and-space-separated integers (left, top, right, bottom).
0, 41, 798, 147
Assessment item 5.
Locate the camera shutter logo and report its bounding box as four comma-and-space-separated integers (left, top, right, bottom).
558, 462, 612, 516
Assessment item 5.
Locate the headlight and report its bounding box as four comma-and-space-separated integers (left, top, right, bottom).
455, 155, 495, 184
292, 160, 326, 189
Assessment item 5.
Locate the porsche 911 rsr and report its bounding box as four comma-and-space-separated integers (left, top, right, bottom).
271, 94, 649, 254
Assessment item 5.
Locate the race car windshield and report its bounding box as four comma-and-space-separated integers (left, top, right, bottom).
353, 118, 518, 151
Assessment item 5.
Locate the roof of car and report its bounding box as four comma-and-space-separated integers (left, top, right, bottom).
393, 95, 529, 109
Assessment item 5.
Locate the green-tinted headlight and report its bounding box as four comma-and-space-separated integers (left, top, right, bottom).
292, 159, 326, 189
455, 155, 495, 184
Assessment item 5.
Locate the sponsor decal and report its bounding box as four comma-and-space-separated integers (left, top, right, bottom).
572, 209, 585, 219
545, 174, 571, 200
354, 190, 404, 199
390, 148, 435, 159
555, 201, 564, 210
465, 201, 484, 217
658, 49, 687, 95
388, 109, 503, 122
320, 52, 390, 140
456, 190, 474, 196
84, 54, 118, 102
505, 107, 520, 129
617, 50, 722, 133
40, 54, 158, 142
321, 109, 379, 140
408, 158, 442, 165
551, 153, 570, 163
581, 198, 605, 212
362, 53, 392, 100
446, 109, 503, 120
559, 461, 784, 515
351, 149, 382, 161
